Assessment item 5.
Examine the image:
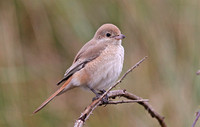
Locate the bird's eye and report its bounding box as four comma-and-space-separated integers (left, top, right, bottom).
106, 33, 111, 37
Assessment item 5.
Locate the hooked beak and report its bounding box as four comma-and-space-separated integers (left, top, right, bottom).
114, 34, 125, 40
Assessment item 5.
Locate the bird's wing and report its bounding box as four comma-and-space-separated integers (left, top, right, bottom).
57, 40, 108, 85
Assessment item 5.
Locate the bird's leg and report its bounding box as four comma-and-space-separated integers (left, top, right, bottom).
90, 88, 99, 96
99, 89, 106, 94
90, 88, 108, 104
90, 88, 101, 101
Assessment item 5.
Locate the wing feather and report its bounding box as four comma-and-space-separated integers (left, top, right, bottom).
57, 40, 107, 85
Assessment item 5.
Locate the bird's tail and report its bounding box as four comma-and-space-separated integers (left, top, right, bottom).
33, 77, 72, 114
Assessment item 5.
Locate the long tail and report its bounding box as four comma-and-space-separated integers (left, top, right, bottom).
33, 77, 72, 114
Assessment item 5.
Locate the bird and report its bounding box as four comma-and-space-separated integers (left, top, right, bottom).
33, 23, 125, 114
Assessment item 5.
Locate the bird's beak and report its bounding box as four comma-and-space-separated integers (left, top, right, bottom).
114, 34, 125, 40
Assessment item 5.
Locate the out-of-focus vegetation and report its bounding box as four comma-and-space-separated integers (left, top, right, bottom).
0, 0, 200, 127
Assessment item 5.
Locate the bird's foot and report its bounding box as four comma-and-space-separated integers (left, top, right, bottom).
92, 89, 109, 104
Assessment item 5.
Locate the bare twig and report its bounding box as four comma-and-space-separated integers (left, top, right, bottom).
108, 90, 167, 127
105, 99, 149, 105
74, 56, 166, 127
192, 110, 200, 127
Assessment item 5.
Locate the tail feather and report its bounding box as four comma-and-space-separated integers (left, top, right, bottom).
33, 77, 72, 114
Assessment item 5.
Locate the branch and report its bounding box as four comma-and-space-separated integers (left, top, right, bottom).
74, 90, 149, 127
74, 56, 166, 127
192, 110, 200, 127
108, 90, 167, 127
105, 99, 149, 105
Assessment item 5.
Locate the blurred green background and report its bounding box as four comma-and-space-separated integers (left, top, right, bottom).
0, 0, 200, 127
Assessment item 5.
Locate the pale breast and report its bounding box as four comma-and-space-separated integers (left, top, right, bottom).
85, 44, 124, 90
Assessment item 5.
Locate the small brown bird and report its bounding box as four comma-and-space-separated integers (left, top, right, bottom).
33, 23, 125, 114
